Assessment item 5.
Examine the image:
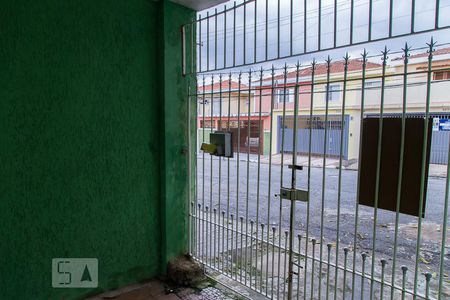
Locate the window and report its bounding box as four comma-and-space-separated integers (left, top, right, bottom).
433, 71, 450, 81
211, 98, 221, 115
326, 84, 340, 101
276, 88, 295, 103
364, 79, 382, 89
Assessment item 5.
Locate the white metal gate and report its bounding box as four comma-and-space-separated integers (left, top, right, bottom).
184, 1, 450, 299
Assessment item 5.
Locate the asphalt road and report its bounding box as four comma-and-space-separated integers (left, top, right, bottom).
196, 155, 449, 276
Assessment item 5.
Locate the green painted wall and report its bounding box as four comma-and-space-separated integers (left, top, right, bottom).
0, 0, 194, 299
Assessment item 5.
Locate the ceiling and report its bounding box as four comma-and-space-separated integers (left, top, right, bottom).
170, 0, 228, 11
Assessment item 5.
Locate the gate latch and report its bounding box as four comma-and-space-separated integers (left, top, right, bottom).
278, 187, 309, 202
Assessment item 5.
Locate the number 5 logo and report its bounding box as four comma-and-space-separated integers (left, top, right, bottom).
57, 260, 72, 285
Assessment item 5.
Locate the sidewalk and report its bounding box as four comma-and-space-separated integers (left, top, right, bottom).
198, 153, 448, 178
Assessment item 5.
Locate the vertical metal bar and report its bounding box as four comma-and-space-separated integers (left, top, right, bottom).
240, 216, 244, 281
265, 0, 268, 61
369, 47, 389, 300
277, 0, 280, 58
231, 214, 235, 275
438, 130, 450, 299
425, 273, 432, 299
196, 203, 200, 257
310, 238, 317, 300
401, 266, 408, 300
317, 57, 332, 300
287, 63, 301, 300
199, 15, 202, 73
250, 220, 255, 288
368, 0, 373, 41
244, 2, 247, 65
244, 71, 252, 285
233, 2, 237, 67
277, 64, 289, 300
235, 72, 242, 280
361, 252, 367, 299
214, 208, 217, 269
388, 0, 393, 37
226, 74, 232, 274
209, 76, 215, 267
222, 210, 226, 272
284, 230, 289, 300
390, 43, 410, 300
413, 38, 435, 300
435, 0, 441, 29
350, 0, 354, 44
218, 74, 223, 271
260, 223, 265, 291
380, 259, 387, 299
224, 5, 227, 68
351, 49, 368, 300
326, 243, 333, 300
255, 68, 264, 292
303, 59, 316, 300
411, 0, 416, 33
333, 0, 337, 48
254, 0, 257, 63
304, 0, 307, 53
207, 12, 210, 71
215, 9, 218, 70
290, 0, 293, 56
194, 77, 198, 258
266, 66, 276, 297
318, 0, 322, 50
271, 227, 277, 299
188, 83, 192, 255
343, 248, 349, 299
297, 234, 303, 300
202, 76, 206, 261
333, 54, 350, 300
206, 206, 209, 263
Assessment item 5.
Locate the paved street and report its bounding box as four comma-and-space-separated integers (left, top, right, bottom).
196, 155, 449, 297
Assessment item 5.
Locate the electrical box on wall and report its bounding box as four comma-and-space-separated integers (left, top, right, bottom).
201, 131, 233, 158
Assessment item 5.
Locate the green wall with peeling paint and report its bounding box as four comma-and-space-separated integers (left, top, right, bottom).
0, 0, 194, 299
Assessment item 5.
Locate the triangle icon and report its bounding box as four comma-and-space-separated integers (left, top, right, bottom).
81, 265, 92, 282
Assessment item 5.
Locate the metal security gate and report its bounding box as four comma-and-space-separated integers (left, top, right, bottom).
431, 130, 450, 164
183, 1, 450, 299
278, 116, 350, 159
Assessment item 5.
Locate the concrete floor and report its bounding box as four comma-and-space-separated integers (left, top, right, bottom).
85, 279, 237, 300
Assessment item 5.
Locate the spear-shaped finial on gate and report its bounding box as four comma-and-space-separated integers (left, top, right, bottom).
259, 66, 264, 80
283, 62, 288, 76
381, 46, 390, 66
402, 42, 411, 63
343, 52, 350, 71
325, 55, 332, 69
311, 58, 317, 71
361, 49, 368, 65
426, 37, 437, 58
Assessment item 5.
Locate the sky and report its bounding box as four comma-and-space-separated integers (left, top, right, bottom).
192, 0, 450, 75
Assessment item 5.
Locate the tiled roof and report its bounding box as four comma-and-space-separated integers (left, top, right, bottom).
272, 59, 382, 81
199, 79, 248, 92
391, 47, 450, 61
